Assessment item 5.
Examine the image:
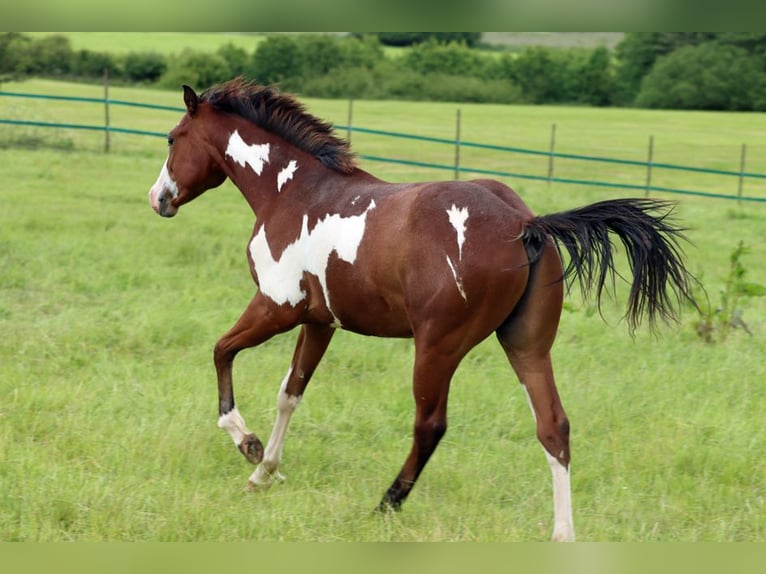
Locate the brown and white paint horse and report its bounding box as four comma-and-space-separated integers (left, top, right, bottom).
148, 78, 696, 541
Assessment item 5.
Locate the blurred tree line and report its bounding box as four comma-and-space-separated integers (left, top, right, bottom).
2, 32, 765, 111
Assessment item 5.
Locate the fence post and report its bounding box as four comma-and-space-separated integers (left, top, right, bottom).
346, 99, 353, 144
454, 108, 461, 180
644, 135, 654, 197
738, 143, 747, 204
103, 68, 110, 153
547, 123, 556, 185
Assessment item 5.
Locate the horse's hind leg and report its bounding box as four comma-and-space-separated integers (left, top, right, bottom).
496, 243, 575, 542
214, 292, 301, 465
378, 334, 463, 511
248, 323, 335, 489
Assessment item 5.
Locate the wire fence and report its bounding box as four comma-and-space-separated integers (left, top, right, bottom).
2, 89, 766, 204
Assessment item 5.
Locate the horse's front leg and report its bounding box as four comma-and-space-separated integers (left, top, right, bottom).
214, 293, 300, 465
248, 323, 335, 490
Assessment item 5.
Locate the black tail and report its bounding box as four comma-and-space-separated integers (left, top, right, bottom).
523, 198, 698, 331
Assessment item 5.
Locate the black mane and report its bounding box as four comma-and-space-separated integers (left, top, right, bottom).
199, 77, 356, 174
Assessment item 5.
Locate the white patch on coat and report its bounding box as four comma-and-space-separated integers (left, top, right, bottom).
225, 130, 270, 175
446, 204, 469, 260
249, 200, 376, 310
277, 160, 299, 192
445, 255, 467, 302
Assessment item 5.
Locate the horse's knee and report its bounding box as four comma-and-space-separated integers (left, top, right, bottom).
213, 340, 227, 366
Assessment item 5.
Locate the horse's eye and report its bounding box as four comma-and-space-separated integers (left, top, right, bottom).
167, 136, 174, 146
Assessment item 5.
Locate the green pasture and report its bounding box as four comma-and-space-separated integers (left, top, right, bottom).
0, 79, 765, 541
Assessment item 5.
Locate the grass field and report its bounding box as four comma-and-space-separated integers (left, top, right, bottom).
1, 79, 765, 541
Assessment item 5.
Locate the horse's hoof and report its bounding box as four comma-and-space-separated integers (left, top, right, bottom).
238, 434, 264, 465
375, 498, 402, 513
244, 480, 265, 493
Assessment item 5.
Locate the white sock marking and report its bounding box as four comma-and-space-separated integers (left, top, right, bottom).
547, 452, 575, 542
225, 130, 270, 175
250, 368, 299, 487
522, 384, 575, 542
277, 160, 298, 192
217, 407, 252, 446
249, 200, 376, 308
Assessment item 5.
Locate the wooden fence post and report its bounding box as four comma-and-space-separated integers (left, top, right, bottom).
346, 99, 353, 144
547, 123, 556, 185
645, 135, 654, 197
103, 68, 110, 153
738, 143, 747, 204
454, 108, 461, 180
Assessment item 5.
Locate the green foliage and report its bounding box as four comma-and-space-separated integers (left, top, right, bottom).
158, 49, 231, 91
0, 33, 73, 77
636, 44, 766, 111
613, 33, 717, 105
251, 35, 304, 86
403, 40, 489, 77
371, 32, 481, 47
123, 52, 167, 83
580, 46, 614, 106
70, 49, 119, 79
216, 43, 250, 78
694, 241, 766, 343
6, 32, 766, 111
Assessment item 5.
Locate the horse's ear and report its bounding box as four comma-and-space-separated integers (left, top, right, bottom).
183, 85, 199, 116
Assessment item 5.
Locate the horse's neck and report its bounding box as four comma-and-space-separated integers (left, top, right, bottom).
216, 126, 312, 214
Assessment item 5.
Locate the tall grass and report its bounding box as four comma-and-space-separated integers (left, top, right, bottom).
0, 80, 764, 541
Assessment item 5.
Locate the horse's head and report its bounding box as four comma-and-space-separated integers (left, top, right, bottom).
148, 85, 227, 217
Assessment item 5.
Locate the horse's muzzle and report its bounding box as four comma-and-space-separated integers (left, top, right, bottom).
148, 187, 178, 218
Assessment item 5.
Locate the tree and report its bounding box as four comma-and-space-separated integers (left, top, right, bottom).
124, 52, 167, 83
636, 43, 766, 111
507, 47, 558, 104
372, 32, 481, 47
580, 46, 614, 106
251, 35, 304, 86
613, 33, 717, 105
216, 43, 250, 79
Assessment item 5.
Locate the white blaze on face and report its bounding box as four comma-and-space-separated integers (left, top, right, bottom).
277, 160, 299, 192
148, 160, 178, 212
447, 204, 469, 260
249, 200, 376, 313
225, 130, 271, 175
